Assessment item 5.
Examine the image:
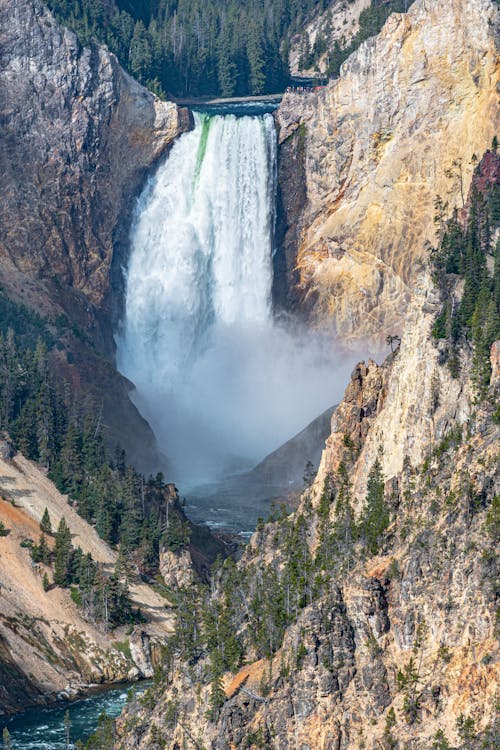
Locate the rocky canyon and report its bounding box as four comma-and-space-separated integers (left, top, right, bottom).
0, 0, 498, 747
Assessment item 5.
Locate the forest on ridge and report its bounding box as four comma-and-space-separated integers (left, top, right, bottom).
46, 0, 411, 97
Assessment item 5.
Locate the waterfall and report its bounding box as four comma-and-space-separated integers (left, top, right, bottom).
117, 111, 348, 484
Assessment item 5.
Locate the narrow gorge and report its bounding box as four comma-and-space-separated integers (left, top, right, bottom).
116, 108, 351, 493
0, 0, 498, 747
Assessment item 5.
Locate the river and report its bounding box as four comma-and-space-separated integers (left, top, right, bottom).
2, 682, 151, 749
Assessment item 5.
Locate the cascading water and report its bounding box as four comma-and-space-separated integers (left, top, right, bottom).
117, 110, 349, 487
119, 113, 276, 385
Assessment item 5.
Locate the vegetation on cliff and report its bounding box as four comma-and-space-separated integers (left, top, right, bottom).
98, 146, 500, 749
44, 0, 415, 98
105, 353, 498, 748
0, 322, 193, 627
297, 0, 410, 77
431, 148, 500, 390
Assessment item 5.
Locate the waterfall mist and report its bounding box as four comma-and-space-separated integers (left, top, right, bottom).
117, 112, 355, 485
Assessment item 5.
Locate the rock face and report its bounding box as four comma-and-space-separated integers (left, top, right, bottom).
0, 0, 191, 469
288, 0, 371, 77
0, 0, 190, 313
275, 0, 499, 340
0, 451, 176, 715
112, 3, 499, 740
114, 288, 499, 749
313, 270, 471, 504
159, 548, 195, 590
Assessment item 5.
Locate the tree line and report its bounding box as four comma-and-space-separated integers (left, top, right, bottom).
44, 0, 411, 99
46, 0, 327, 97
431, 145, 500, 391
0, 323, 191, 622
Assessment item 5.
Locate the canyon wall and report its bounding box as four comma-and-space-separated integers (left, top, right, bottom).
113, 159, 500, 741
0, 445, 175, 715
0, 0, 191, 469
0, 0, 190, 314
114, 278, 500, 750
112, 1, 499, 746
275, 0, 499, 340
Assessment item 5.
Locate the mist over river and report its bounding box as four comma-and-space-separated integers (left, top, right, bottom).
116, 103, 354, 491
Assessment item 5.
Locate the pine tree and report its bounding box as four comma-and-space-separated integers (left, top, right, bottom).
54, 517, 73, 587
32, 532, 51, 564
40, 507, 52, 535
246, 21, 266, 95
359, 457, 390, 556
129, 20, 152, 82
207, 668, 226, 721
115, 543, 135, 584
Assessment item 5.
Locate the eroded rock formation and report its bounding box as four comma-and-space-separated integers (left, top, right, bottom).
0, 0, 191, 469
275, 0, 499, 340
0, 450, 175, 715
0, 0, 190, 312
114, 279, 499, 750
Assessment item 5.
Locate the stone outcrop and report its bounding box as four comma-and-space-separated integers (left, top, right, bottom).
491, 340, 500, 385
159, 548, 195, 590
288, 0, 371, 77
0, 450, 176, 715
0, 0, 190, 313
275, 0, 499, 340
312, 270, 472, 504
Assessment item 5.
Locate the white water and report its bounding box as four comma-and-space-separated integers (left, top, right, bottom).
117, 112, 352, 484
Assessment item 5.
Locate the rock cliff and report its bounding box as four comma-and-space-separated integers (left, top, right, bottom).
113, 300, 499, 750
288, 0, 371, 77
111, 3, 499, 744
0, 0, 191, 469
0, 0, 190, 311
275, 0, 499, 340
0, 447, 175, 715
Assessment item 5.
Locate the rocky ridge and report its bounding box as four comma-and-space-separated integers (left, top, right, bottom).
0, 0, 190, 310
288, 0, 371, 77
0, 447, 175, 715
275, 0, 499, 340
113, 290, 499, 749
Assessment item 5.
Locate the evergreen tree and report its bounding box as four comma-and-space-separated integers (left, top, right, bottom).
32, 532, 51, 564
359, 457, 390, 555
40, 507, 53, 535
207, 668, 226, 721
129, 20, 153, 82
246, 21, 266, 95
54, 517, 73, 587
